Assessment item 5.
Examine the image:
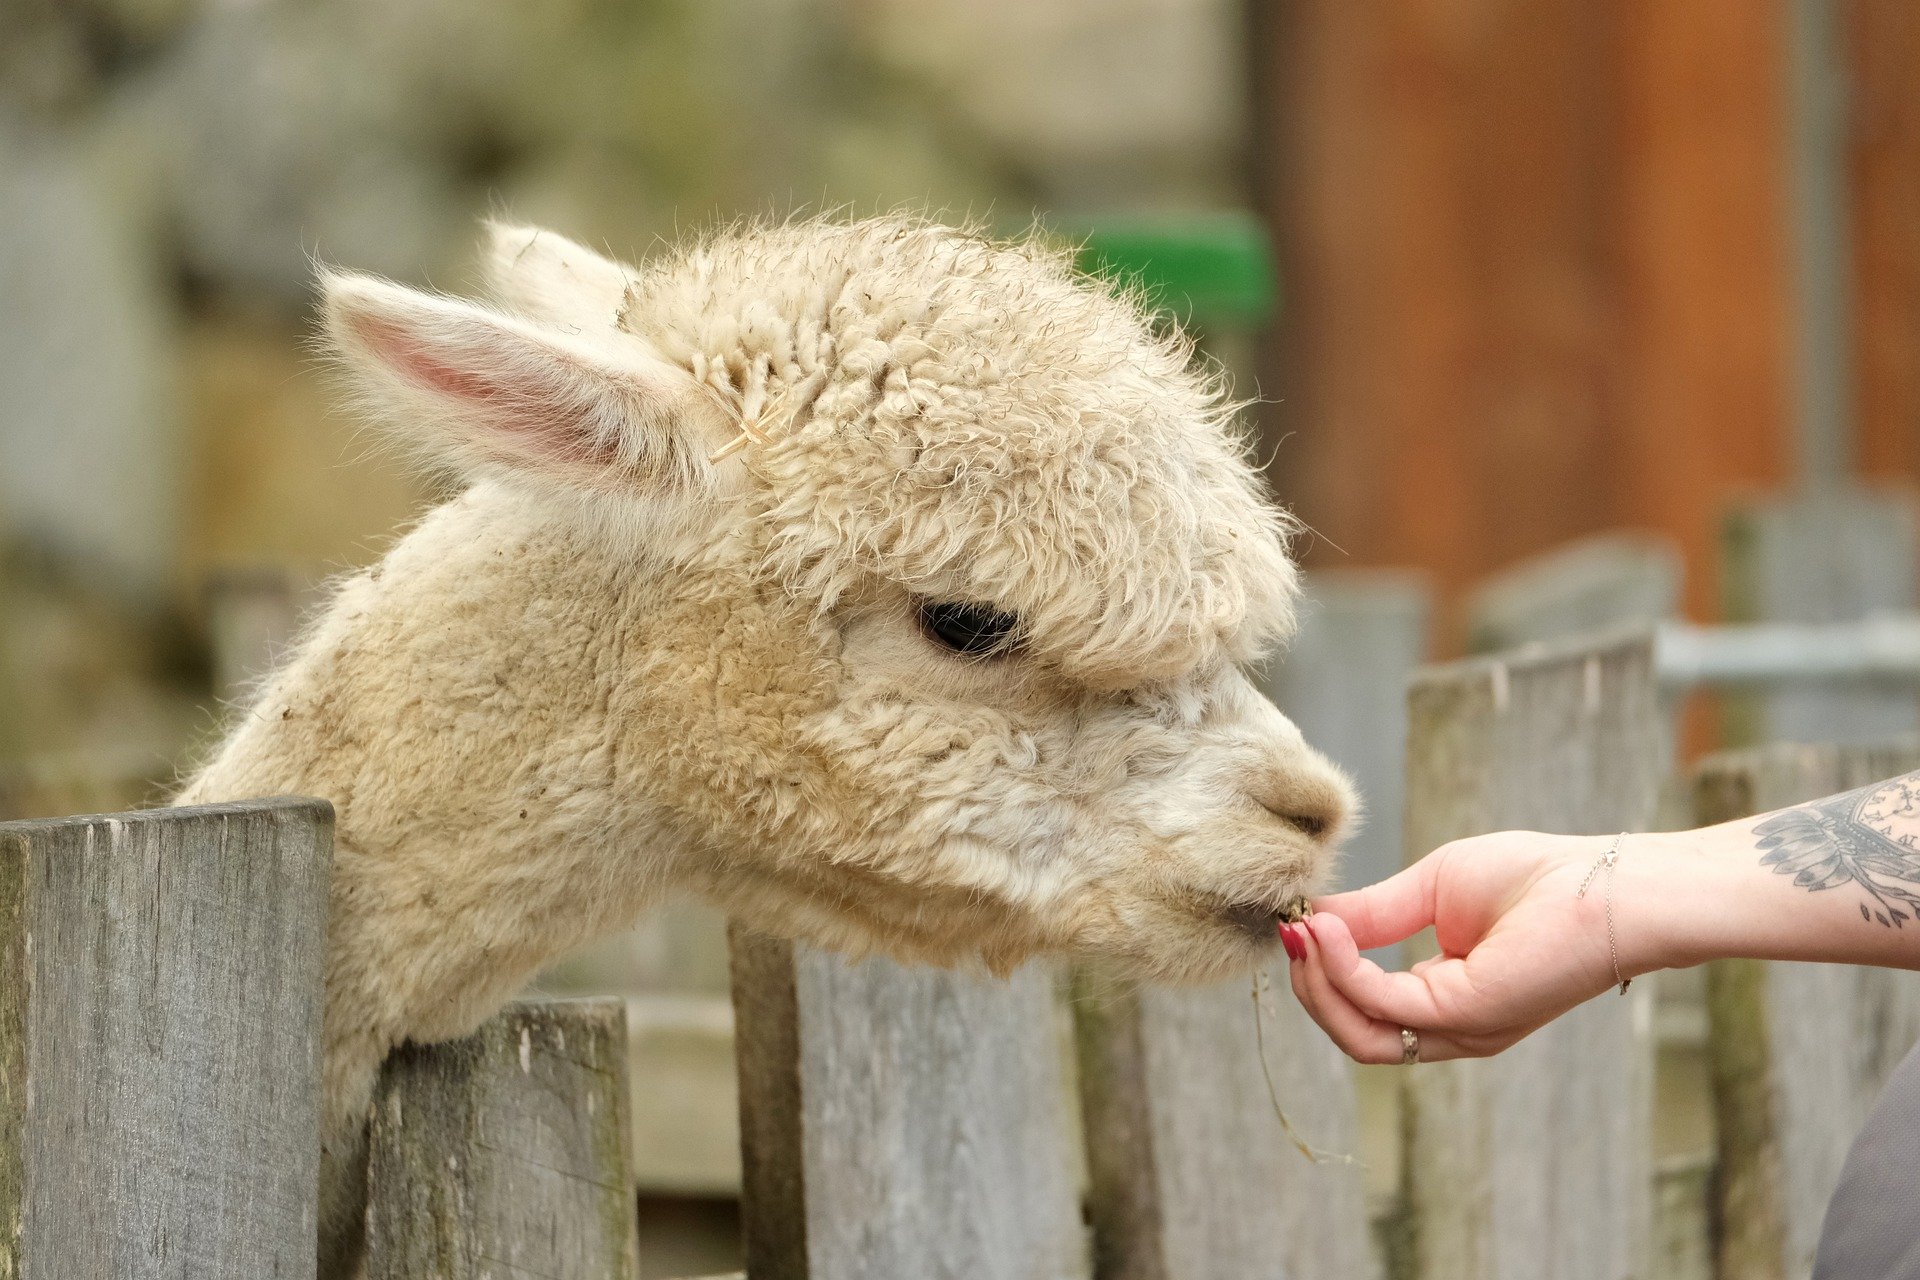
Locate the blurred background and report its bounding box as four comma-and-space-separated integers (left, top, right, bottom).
2, 0, 1916, 1273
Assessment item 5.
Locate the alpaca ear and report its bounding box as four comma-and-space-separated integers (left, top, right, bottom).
322, 271, 729, 491
481, 221, 634, 331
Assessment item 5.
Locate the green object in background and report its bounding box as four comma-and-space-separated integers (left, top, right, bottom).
1071, 211, 1277, 332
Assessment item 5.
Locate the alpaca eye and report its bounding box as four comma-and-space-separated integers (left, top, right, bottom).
917, 600, 1022, 657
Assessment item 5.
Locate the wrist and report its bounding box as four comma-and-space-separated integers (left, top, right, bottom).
1612, 828, 1729, 975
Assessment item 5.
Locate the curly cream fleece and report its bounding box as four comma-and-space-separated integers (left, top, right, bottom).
177, 215, 1353, 1276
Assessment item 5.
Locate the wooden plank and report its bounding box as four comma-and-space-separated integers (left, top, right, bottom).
1691, 740, 1920, 1280
1464, 533, 1682, 654
364, 998, 640, 1280
728, 926, 1086, 1280
1461, 529, 1700, 782
729, 927, 809, 1280
0, 798, 332, 1280
1073, 957, 1377, 1280
1401, 632, 1665, 1280
1723, 488, 1920, 745
1654, 1153, 1714, 1280
534, 896, 737, 1196
1262, 570, 1430, 949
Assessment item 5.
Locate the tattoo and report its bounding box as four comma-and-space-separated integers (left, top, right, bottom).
1753, 772, 1920, 928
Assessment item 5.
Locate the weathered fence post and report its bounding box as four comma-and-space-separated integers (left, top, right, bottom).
728, 926, 1087, 1280
1464, 533, 1683, 654
1461, 533, 1712, 1269
1401, 632, 1665, 1280
1072, 958, 1377, 1280
1691, 741, 1920, 1280
535, 894, 740, 1196
364, 998, 641, 1280
0, 798, 333, 1280
1723, 487, 1920, 744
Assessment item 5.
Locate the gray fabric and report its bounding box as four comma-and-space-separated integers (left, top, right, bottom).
1813, 1041, 1920, 1278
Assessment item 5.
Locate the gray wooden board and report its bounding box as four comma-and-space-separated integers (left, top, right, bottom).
364, 998, 640, 1280
1401, 633, 1665, 1280
1263, 570, 1430, 961
0, 798, 333, 1280
1692, 741, 1920, 1280
1073, 957, 1377, 1280
534, 894, 739, 1197
729, 927, 1087, 1280
1464, 533, 1683, 654
1724, 488, 1920, 744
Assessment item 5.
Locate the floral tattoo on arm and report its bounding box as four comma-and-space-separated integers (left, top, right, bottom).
1753, 774, 1920, 928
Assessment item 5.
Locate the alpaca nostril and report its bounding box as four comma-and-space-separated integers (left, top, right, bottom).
1276, 810, 1328, 840
1256, 789, 1345, 842
1250, 758, 1353, 844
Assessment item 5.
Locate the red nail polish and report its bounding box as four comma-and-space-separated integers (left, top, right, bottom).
1279, 924, 1305, 962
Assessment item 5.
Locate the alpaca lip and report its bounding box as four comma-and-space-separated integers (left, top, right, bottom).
1218, 900, 1284, 942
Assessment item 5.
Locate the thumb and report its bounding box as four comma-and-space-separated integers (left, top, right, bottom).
1311, 851, 1441, 950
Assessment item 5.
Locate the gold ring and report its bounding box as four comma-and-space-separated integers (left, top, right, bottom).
1400, 1027, 1420, 1065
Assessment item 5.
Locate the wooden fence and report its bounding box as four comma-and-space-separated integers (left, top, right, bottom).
7, 545, 1920, 1278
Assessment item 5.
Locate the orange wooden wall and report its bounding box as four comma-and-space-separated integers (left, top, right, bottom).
1248, 0, 1861, 648
1851, 0, 1920, 487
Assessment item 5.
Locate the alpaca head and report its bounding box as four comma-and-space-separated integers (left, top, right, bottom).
322, 215, 1353, 984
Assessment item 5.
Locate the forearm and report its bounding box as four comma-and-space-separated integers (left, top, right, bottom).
1627, 771, 1920, 974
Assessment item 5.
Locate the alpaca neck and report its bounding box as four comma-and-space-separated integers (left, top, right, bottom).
179, 484, 747, 1279
182, 484, 696, 1051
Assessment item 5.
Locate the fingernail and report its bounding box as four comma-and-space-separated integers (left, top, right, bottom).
1279, 924, 1306, 962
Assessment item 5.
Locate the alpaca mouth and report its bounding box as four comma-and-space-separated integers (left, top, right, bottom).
1216, 899, 1284, 943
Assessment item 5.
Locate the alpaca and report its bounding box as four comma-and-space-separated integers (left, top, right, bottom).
176, 215, 1354, 1276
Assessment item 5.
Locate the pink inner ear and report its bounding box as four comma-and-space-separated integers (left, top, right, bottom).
351, 312, 623, 469
354, 313, 510, 403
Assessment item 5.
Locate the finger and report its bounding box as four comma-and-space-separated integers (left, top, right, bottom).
1311, 852, 1441, 950
1306, 910, 1479, 1033
1288, 925, 1405, 1063
1290, 920, 1471, 1064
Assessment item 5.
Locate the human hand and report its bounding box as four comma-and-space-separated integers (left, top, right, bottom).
1282, 831, 1646, 1063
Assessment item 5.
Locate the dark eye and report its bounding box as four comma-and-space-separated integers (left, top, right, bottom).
917, 600, 1022, 657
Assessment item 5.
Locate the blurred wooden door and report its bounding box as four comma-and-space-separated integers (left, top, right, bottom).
1249, 0, 1823, 646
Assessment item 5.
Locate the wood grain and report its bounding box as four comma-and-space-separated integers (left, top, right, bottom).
1401, 633, 1664, 1280
364, 998, 640, 1280
1463, 534, 1682, 653
0, 798, 332, 1280
729, 927, 1086, 1280
1073, 958, 1377, 1280
1692, 741, 1920, 1280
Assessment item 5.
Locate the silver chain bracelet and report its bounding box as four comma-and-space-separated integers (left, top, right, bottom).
1573, 832, 1632, 996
